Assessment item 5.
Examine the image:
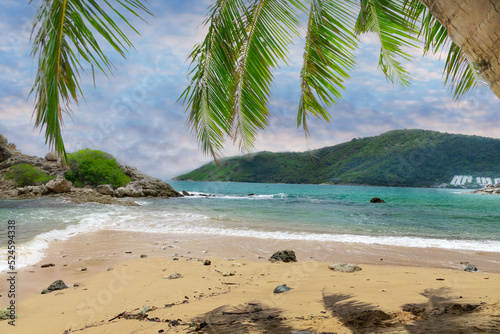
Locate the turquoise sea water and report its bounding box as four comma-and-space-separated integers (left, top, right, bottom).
1, 181, 500, 271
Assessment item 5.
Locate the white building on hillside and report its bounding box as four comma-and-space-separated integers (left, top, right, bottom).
451, 175, 499, 186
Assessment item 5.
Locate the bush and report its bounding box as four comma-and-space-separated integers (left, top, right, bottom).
4, 164, 55, 187
65, 149, 131, 188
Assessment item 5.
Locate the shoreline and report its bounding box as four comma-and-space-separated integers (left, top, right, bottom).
2, 230, 499, 305
0, 230, 499, 333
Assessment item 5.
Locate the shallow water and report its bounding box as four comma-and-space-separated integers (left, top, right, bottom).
1, 181, 499, 271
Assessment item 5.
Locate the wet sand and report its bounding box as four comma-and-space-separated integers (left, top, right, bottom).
1, 230, 499, 333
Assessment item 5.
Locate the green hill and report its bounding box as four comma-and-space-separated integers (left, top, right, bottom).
175, 129, 500, 187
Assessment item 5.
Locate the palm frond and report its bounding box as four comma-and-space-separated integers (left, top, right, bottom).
355, 0, 418, 86
180, 0, 245, 159
298, 0, 358, 136
418, 7, 486, 99
232, 0, 303, 152
30, 0, 151, 161
444, 43, 487, 99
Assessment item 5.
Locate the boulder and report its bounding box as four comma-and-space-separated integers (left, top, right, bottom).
41, 280, 68, 294
46, 179, 72, 193
45, 152, 58, 161
370, 197, 386, 203
32, 185, 48, 196
97, 184, 115, 196
328, 263, 362, 273
124, 182, 144, 197
120, 165, 182, 198
269, 250, 297, 263
182, 190, 191, 196
115, 187, 126, 198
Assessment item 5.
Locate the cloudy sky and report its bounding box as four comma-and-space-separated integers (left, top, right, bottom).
1, 0, 499, 179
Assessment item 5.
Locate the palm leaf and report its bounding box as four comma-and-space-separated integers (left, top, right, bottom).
355, 0, 418, 86
30, 0, 151, 161
180, 0, 245, 159
298, 0, 358, 136
232, 0, 304, 152
418, 6, 486, 99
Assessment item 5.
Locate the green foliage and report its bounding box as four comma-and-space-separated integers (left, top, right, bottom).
4, 164, 55, 187
176, 129, 500, 187
65, 149, 130, 188
30, 0, 152, 161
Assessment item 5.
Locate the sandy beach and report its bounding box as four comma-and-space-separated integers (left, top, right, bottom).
1, 231, 499, 333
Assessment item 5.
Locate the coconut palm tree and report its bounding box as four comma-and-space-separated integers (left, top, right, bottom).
31, 0, 499, 161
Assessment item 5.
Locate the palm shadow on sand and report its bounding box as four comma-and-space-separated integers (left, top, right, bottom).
191, 302, 295, 334
322, 288, 497, 334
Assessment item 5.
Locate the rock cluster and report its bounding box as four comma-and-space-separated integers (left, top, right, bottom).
0, 134, 181, 204
471, 183, 500, 195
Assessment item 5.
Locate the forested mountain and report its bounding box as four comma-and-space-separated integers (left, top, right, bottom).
175, 130, 500, 187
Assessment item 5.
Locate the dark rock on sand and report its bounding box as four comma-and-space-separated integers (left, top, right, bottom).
273, 284, 293, 294
204, 260, 211, 266
269, 250, 297, 263
41, 280, 68, 294
370, 197, 386, 203
464, 263, 478, 272
140, 254, 148, 258
41, 263, 55, 268
328, 263, 362, 273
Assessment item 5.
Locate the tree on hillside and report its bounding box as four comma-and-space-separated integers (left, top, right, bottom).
30, 0, 500, 161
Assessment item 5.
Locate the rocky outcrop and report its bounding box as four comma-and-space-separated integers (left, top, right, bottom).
471, 183, 500, 195
65, 188, 139, 206
0, 135, 182, 203
120, 165, 181, 198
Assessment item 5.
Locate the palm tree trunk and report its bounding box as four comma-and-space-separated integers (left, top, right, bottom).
420, 0, 500, 98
